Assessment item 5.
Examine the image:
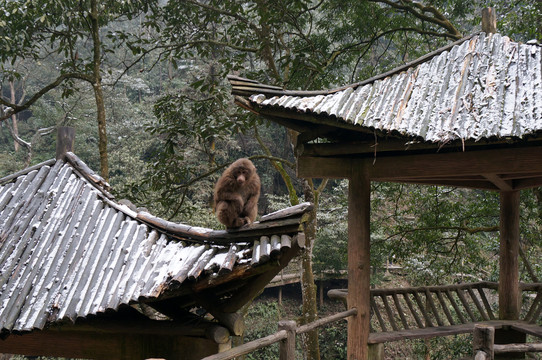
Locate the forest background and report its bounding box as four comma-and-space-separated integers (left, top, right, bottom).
0, 1, 541, 359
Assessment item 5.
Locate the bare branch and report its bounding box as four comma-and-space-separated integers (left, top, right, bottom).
0, 72, 94, 122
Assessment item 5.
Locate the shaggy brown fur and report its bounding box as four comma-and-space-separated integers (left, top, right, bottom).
213, 158, 260, 228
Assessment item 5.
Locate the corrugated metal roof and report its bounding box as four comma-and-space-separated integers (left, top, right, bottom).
232, 33, 542, 143
0, 154, 307, 334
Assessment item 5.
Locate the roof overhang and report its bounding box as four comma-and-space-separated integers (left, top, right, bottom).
230, 32, 542, 190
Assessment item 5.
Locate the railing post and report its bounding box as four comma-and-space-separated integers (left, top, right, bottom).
474, 324, 495, 360
278, 320, 296, 360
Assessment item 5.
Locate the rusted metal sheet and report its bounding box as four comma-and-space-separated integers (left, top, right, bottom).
0, 155, 306, 334
236, 33, 542, 143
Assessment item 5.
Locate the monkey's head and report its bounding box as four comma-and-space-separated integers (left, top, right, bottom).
229, 159, 255, 186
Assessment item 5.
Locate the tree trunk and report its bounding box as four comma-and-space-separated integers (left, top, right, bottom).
90, 0, 109, 180
9, 80, 19, 152
300, 180, 321, 360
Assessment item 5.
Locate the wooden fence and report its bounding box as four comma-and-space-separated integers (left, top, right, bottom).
201, 282, 542, 360
473, 323, 542, 359
200, 308, 357, 360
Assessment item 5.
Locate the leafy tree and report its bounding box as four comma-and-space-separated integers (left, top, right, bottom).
0, 0, 155, 179
136, 1, 476, 358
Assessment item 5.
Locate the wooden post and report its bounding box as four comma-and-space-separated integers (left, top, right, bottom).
347, 164, 371, 360
482, 8, 497, 34
56, 127, 75, 160
368, 344, 384, 360
278, 320, 296, 360
499, 191, 520, 320
473, 324, 495, 360
497, 190, 525, 359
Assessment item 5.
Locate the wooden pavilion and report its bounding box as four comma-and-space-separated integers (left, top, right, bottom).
229, 30, 542, 359
0, 129, 312, 359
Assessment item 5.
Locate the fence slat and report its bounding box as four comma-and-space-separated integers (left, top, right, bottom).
456, 288, 477, 322
413, 291, 434, 327
371, 296, 388, 332
425, 289, 444, 326
445, 289, 467, 324
525, 290, 542, 323
381, 295, 399, 331
476, 286, 495, 320
403, 292, 424, 328
435, 290, 455, 325
467, 287, 489, 321
392, 293, 410, 329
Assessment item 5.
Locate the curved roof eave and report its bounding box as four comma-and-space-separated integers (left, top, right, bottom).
230, 32, 542, 145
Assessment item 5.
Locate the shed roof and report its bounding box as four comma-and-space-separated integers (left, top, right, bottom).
230, 32, 542, 145
0, 153, 309, 335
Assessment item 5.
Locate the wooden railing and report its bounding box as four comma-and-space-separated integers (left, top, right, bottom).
474, 323, 542, 359
202, 282, 542, 360
200, 308, 357, 360
329, 282, 542, 343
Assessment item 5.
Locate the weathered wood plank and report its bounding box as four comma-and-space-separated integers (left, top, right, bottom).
259, 202, 313, 222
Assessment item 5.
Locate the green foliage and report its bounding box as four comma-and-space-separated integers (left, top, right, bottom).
412, 334, 472, 360
243, 301, 284, 360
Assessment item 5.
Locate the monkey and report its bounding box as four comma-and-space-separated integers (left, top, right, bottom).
213, 158, 260, 228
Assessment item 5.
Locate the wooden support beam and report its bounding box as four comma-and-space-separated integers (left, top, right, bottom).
0, 330, 219, 360
499, 191, 521, 320
347, 164, 371, 360
297, 146, 542, 185
497, 190, 524, 359
483, 174, 513, 191
297, 156, 353, 178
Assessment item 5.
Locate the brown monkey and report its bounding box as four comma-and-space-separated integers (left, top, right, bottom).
213, 158, 260, 228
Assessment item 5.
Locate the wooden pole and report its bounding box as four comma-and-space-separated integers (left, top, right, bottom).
278, 320, 296, 360
482, 8, 497, 34
499, 191, 520, 320
473, 324, 495, 360
347, 164, 371, 360
497, 190, 525, 359
56, 127, 75, 160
